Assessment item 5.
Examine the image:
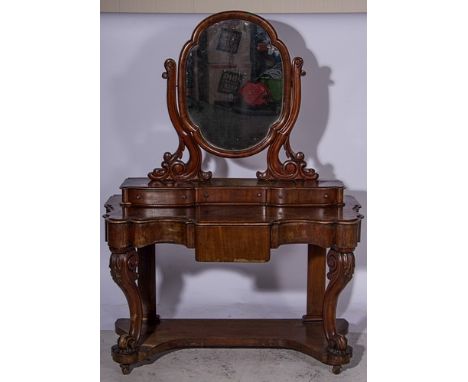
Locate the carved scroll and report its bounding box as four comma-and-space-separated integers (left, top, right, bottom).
109, 247, 142, 355
148, 59, 212, 182
323, 247, 355, 357
257, 57, 319, 181
148, 16, 319, 181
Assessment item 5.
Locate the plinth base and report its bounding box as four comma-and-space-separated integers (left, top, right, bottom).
112, 318, 351, 374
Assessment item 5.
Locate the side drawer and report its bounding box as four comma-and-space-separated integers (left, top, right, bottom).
196, 187, 266, 205
268, 187, 343, 206
122, 188, 194, 206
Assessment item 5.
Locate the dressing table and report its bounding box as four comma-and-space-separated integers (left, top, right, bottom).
104, 11, 363, 375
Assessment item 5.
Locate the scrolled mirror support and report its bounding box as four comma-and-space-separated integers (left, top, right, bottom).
147, 12, 318, 182
148, 59, 212, 181
257, 57, 319, 181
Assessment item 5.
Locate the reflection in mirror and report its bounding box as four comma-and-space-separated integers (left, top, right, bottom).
186, 19, 283, 151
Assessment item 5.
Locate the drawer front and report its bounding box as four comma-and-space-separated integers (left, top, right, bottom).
195, 225, 270, 262
123, 188, 194, 206
196, 187, 266, 204
269, 188, 342, 206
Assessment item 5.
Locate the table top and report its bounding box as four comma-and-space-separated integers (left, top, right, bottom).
104, 194, 363, 225
120, 177, 345, 190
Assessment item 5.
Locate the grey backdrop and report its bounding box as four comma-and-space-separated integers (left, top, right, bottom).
101, 13, 366, 333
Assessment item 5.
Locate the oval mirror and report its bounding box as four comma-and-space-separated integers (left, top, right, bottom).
185, 19, 284, 152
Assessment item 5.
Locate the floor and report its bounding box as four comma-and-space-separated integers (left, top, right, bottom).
101, 331, 366, 382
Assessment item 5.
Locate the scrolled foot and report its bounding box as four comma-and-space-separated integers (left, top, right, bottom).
111, 343, 139, 368
120, 364, 132, 375
327, 333, 353, 357
118, 333, 137, 353
332, 365, 342, 375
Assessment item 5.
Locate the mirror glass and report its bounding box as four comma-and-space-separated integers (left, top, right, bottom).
185, 19, 283, 151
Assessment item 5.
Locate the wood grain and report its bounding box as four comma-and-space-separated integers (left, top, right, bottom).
121, 177, 344, 207
303, 244, 326, 321
113, 318, 350, 367
195, 225, 270, 262
146, 11, 320, 180
104, 10, 364, 376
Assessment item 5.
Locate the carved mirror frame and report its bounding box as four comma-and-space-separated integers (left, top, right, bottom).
148, 11, 318, 182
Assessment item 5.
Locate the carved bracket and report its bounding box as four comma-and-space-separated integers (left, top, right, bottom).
323, 247, 355, 358
257, 136, 319, 181
148, 16, 319, 182
257, 58, 318, 181
148, 59, 212, 182
109, 247, 142, 355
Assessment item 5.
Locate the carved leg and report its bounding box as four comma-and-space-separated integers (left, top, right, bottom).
109, 247, 142, 364
137, 244, 159, 326
303, 244, 326, 322
323, 247, 355, 364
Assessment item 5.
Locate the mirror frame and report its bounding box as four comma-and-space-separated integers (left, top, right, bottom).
178, 12, 291, 157
148, 11, 318, 182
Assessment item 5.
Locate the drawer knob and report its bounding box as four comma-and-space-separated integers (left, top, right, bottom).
257, 193, 262, 197
324, 193, 329, 199
136, 194, 142, 200
204, 193, 209, 198
181, 195, 187, 200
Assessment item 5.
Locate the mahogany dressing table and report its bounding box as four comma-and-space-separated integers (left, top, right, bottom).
104, 11, 363, 375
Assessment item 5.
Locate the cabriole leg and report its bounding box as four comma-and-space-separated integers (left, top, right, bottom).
109, 246, 143, 366
323, 247, 355, 367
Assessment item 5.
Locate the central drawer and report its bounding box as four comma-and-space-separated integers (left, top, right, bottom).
195, 187, 266, 205
195, 225, 270, 262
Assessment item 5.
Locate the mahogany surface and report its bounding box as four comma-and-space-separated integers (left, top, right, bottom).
121, 178, 344, 207
104, 10, 363, 377
104, 184, 362, 374
114, 318, 349, 365
148, 11, 318, 182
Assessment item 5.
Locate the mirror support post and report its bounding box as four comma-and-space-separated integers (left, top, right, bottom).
148, 59, 212, 182
257, 57, 319, 181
